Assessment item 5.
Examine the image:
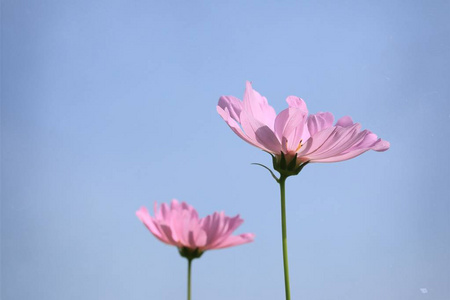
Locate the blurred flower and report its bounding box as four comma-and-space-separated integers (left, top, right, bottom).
217, 81, 389, 170
136, 199, 254, 259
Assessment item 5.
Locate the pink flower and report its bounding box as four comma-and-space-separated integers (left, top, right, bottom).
217, 82, 389, 166
136, 199, 254, 258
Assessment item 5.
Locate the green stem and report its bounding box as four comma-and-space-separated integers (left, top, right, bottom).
187, 258, 192, 300
279, 175, 291, 300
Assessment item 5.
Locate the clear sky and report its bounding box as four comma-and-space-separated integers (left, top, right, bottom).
2, 1, 449, 299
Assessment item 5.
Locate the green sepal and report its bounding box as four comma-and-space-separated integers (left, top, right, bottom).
279, 152, 287, 170
178, 247, 204, 260
287, 153, 298, 171
295, 161, 310, 174
272, 153, 277, 168
272, 152, 309, 178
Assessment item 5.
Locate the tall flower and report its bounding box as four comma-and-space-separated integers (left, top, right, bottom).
217, 81, 389, 174
137, 199, 254, 300
217, 82, 389, 300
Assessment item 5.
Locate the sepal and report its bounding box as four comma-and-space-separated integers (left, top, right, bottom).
178, 247, 204, 260
273, 152, 309, 178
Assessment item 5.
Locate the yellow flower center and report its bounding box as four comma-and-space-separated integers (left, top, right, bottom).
295, 140, 303, 152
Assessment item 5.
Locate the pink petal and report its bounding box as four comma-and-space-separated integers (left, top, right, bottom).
158, 224, 179, 246
255, 126, 282, 153
204, 212, 228, 246
274, 108, 308, 153
217, 106, 265, 150
158, 202, 171, 223
314, 137, 390, 163
168, 205, 208, 249
242, 81, 277, 129
170, 210, 189, 245
347, 133, 389, 152
179, 200, 199, 220
372, 139, 390, 151
306, 126, 389, 162
212, 233, 255, 249
170, 199, 181, 211
307, 112, 334, 136
311, 149, 369, 163
298, 126, 336, 158
201, 213, 223, 245
335, 116, 354, 127
136, 207, 162, 239
200, 213, 220, 245
138, 205, 181, 245
308, 128, 363, 161
202, 215, 249, 250
286, 96, 308, 114
308, 125, 364, 159
203, 214, 245, 249
345, 132, 378, 151
218, 95, 243, 123
193, 229, 208, 248
240, 110, 281, 153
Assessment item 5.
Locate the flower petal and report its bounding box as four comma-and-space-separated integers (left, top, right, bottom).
136, 207, 164, 241
336, 116, 354, 127
307, 112, 334, 136
302, 121, 390, 162
217, 105, 265, 149
274, 108, 308, 153
202, 213, 247, 250
243, 81, 277, 129
218, 95, 243, 123
315, 135, 390, 163
298, 126, 336, 158
306, 124, 365, 160
286, 96, 308, 114
240, 110, 281, 153
158, 224, 179, 246
212, 233, 255, 249
372, 139, 390, 152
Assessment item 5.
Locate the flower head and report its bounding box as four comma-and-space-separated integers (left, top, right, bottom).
217, 82, 389, 172
136, 199, 255, 259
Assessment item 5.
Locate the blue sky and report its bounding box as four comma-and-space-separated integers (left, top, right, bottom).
2, 1, 449, 299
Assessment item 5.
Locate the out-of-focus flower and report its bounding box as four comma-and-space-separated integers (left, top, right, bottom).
217, 81, 389, 169
136, 199, 254, 259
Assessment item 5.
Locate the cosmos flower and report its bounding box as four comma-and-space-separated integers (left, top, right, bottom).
217, 81, 389, 167
136, 199, 254, 258
217, 82, 390, 300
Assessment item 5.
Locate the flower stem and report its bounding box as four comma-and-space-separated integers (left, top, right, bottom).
279, 175, 291, 300
187, 258, 192, 300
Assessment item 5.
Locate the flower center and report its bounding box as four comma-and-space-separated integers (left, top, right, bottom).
295, 140, 303, 152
